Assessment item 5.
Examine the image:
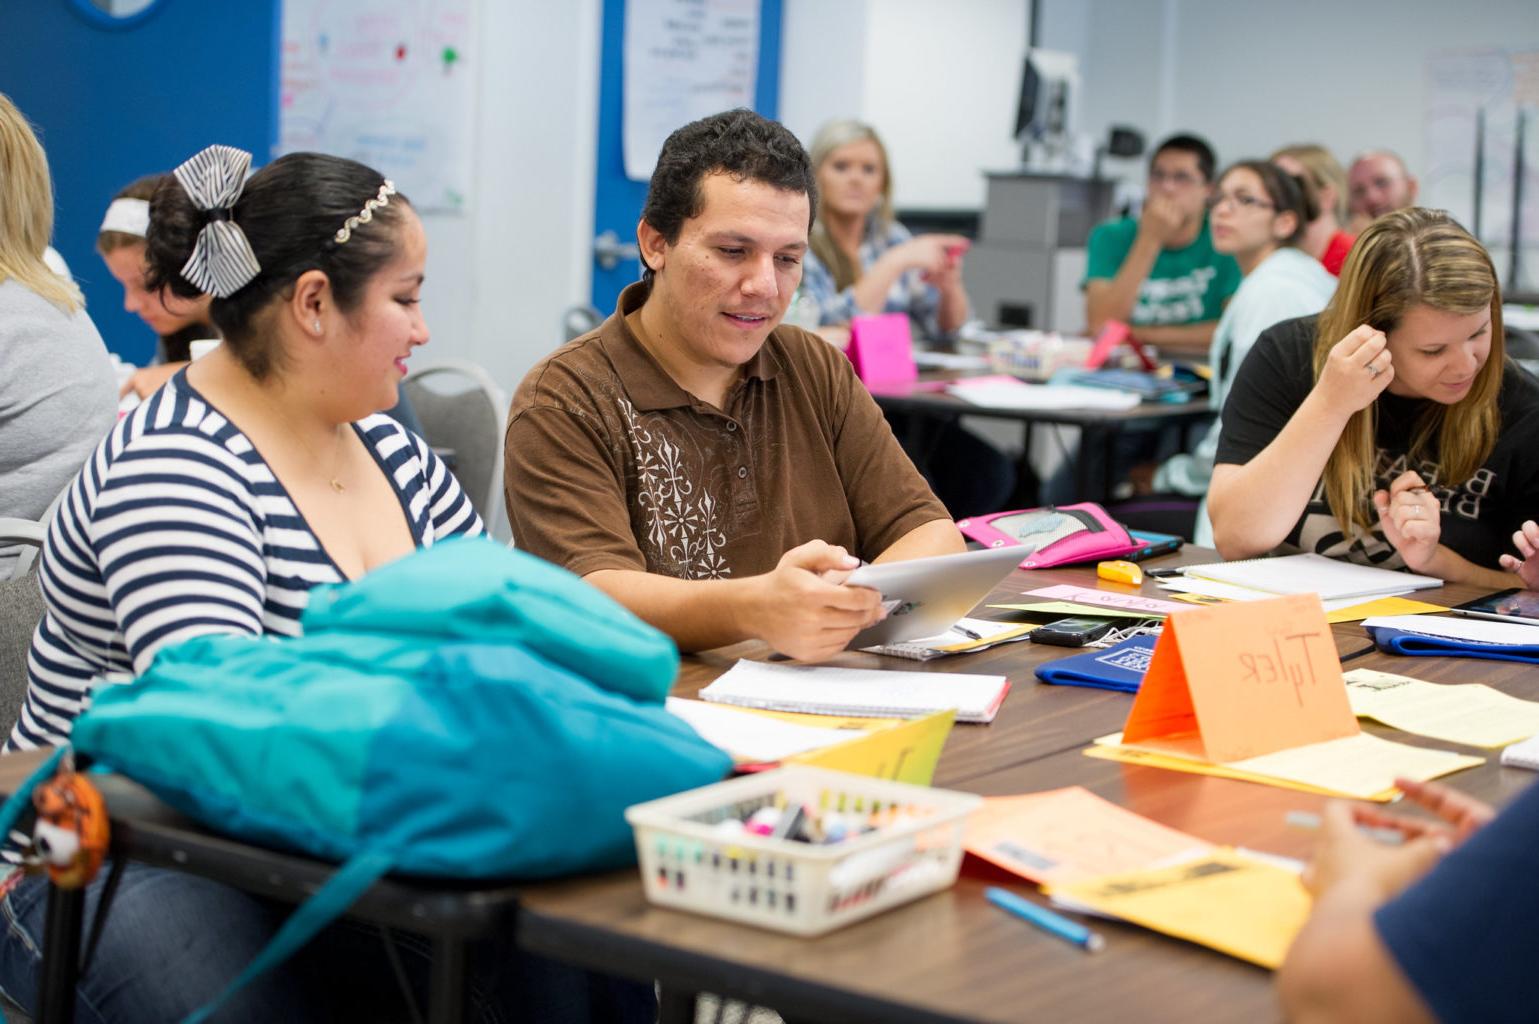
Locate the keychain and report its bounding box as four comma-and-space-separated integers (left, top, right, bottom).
30, 753, 109, 889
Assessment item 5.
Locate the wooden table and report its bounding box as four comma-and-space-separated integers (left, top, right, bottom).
515, 557, 1538, 1024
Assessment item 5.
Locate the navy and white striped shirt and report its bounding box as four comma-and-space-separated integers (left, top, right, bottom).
9, 371, 482, 751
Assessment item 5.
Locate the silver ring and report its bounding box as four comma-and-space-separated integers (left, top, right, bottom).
1367, 362, 1382, 378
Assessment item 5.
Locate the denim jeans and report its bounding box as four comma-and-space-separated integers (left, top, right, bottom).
0, 864, 653, 1024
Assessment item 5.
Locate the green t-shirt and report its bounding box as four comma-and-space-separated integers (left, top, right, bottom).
1083, 216, 1241, 326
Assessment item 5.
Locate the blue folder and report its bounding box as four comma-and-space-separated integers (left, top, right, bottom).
1365, 626, 1539, 665
1034, 635, 1157, 693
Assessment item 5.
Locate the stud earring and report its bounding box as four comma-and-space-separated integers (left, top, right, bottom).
312, 319, 322, 334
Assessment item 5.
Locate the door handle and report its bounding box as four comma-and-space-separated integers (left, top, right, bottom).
593, 229, 639, 270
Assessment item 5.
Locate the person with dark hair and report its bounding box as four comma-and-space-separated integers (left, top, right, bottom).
1084, 133, 1241, 355
1149, 159, 1337, 540
1209, 209, 1539, 586
0, 144, 636, 1024
505, 108, 964, 662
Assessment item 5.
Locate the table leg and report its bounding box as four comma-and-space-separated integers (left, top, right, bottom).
1013, 423, 1040, 507
657, 986, 698, 1024
427, 935, 467, 1024
39, 883, 84, 1024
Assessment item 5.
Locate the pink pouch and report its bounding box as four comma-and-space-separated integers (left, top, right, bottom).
847, 313, 917, 384
955, 502, 1142, 569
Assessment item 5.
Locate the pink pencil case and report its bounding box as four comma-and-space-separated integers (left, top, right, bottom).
955, 502, 1142, 569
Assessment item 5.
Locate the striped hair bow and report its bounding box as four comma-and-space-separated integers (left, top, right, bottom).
173, 144, 261, 298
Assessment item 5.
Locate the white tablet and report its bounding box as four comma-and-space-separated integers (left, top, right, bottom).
843, 544, 1033, 649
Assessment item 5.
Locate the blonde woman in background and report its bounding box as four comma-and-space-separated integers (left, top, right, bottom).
1271, 143, 1355, 276
798, 119, 1012, 517
1208, 208, 1539, 586
800, 119, 971, 346
0, 93, 116, 572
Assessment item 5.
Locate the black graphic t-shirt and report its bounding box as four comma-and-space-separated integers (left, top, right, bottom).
1215, 315, 1539, 570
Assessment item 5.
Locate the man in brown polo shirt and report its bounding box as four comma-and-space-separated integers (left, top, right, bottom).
505, 109, 963, 661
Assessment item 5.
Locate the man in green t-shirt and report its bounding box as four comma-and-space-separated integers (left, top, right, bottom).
1084, 133, 1240, 357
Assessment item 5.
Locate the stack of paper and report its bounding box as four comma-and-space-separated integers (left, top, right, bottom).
946, 377, 1142, 411
666, 698, 956, 784
699, 660, 1010, 723
1087, 731, 1482, 801
1344, 669, 1539, 748
1177, 553, 1441, 601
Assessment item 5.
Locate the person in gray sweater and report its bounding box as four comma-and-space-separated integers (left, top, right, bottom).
0, 93, 117, 575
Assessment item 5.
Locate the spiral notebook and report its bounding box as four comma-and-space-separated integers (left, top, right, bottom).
699, 660, 1010, 723
1178, 553, 1441, 603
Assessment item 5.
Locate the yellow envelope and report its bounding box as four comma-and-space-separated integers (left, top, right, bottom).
790, 709, 955, 785
1325, 596, 1447, 624
1048, 848, 1311, 969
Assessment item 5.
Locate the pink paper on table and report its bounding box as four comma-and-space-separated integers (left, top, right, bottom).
1024, 584, 1190, 616
965, 786, 1211, 886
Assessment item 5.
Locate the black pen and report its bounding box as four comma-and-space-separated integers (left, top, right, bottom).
950, 624, 985, 641
1146, 568, 1185, 579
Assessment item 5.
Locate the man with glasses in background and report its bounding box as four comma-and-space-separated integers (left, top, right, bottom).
1083, 133, 1241, 356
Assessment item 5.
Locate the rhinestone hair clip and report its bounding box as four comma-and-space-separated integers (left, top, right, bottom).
334, 180, 397, 244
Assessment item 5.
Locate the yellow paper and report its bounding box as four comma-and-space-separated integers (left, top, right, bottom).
1084, 740, 1379, 799
1325, 597, 1447, 624
964, 787, 1211, 886
1088, 730, 1482, 801
1048, 848, 1311, 969
988, 601, 1156, 620
1346, 668, 1539, 748
790, 709, 955, 785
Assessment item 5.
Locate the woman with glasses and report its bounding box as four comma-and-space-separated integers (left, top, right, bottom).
1208, 209, 1538, 586
1150, 160, 1337, 542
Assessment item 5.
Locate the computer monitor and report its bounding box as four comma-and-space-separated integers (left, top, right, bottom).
1014, 49, 1079, 170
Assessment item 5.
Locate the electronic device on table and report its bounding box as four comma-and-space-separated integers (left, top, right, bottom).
1451, 589, 1539, 627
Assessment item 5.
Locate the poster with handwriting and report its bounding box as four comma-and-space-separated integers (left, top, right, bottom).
280, 0, 474, 212
1122, 593, 1357, 763
623, 0, 760, 180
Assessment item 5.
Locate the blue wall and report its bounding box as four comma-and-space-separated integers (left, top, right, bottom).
0, 0, 279, 364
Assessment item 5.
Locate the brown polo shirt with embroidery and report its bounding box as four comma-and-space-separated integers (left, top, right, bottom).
504, 282, 949, 580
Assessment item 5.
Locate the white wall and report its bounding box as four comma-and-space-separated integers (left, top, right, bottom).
1063, 0, 1538, 198
781, 0, 1029, 210
416, 0, 600, 394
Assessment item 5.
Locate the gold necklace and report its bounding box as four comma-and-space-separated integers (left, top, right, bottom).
263, 395, 350, 493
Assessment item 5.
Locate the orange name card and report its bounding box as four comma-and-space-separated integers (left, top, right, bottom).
1121, 593, 1357, 763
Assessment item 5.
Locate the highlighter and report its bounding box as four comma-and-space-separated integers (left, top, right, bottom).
1096, 560, 1144, 587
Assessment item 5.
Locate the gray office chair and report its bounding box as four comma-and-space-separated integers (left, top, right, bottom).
400, 361, 511, 542
0, 519, 46, 738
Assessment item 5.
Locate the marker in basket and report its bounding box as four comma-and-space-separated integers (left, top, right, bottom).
985, 886, 1104, 953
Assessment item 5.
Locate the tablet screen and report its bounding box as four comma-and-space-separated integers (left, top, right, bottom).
1457, 588, 1539, 623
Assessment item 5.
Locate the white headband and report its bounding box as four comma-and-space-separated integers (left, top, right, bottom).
99, 197, 150, 237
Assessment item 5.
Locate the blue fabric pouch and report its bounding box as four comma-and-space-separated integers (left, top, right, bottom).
1033, 635, 1156, 693
1365, 625, 1539, 664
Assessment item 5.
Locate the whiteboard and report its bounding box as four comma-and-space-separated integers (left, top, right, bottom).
623, 0, 760, 181
1424, 48, 1539, 291
279, 0, 475, 213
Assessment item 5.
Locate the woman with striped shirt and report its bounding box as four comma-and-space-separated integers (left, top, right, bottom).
1, 146, 651, 1023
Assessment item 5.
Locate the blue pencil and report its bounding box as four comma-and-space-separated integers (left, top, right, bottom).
985, 886, 1105, 953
